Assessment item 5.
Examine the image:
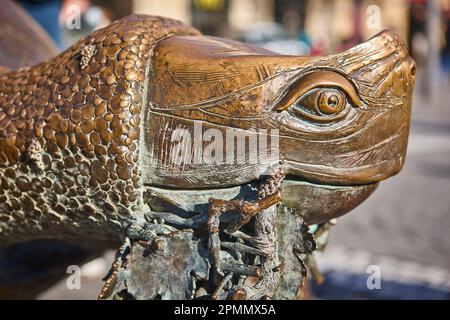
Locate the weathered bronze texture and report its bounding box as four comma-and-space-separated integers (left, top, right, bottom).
0, 15, 200, 243
0, 11, 415, 299
145, 32, 415, 189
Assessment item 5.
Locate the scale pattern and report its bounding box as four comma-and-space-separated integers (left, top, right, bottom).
0, 15, 200, 243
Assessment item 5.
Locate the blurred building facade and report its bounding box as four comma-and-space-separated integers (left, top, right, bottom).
127, 0, 411, 51
25, 0, 450, 98
124, 0, 449, 98
55, 1, 447, 58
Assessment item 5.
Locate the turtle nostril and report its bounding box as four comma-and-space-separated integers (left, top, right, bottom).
409, 58, 417, 77
411, 65, 416, 77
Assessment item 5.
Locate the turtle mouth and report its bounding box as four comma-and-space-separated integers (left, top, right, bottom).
283, 160, 403, 186
145, 174, 377, 191
279, 178, 379, 224
283, 174, 376, 187
282, 119, 409, 186
143, 162, 383, 192
145, 175, 379, 225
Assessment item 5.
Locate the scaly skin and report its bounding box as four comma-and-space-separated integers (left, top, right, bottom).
0, 13, 416, 300
0, 14, 416, 246
0, 15, 200, 244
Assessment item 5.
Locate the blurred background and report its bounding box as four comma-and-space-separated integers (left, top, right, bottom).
8, 0, 450, 299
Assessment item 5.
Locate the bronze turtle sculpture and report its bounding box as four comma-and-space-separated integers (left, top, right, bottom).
0, 1, 415, 299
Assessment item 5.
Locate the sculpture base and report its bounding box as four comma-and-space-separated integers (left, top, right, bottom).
115, 204, 316, 300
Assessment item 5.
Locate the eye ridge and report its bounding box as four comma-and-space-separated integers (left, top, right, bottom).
274, 70, 361, 114
291, 87, 351, 123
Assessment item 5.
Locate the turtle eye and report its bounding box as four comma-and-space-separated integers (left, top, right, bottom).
291, 87, 350, 123
275, 70, 361, 124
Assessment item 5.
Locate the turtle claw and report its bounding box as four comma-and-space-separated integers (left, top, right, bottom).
207, 163, 285, 278
258, 164, 285, 199
126, 219, 176, 242
98, 239, 131, 300
98, 218, 177, 299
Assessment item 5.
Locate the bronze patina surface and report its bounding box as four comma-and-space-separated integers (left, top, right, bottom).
0, 12, 415, 299
0, 15, 200, 243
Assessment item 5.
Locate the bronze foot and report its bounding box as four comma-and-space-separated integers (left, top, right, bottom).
98, 239, 131, 300
207, 165, 285, 277
98, 219, 178, 300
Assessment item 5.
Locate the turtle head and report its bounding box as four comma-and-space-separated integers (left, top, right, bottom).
144, 30, 415, 189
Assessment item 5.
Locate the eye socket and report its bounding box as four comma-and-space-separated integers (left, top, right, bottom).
291, 87, 350, 123
275, 70, 361, 124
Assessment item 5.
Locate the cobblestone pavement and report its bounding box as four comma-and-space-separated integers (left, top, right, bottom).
39, 82, 450, 300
